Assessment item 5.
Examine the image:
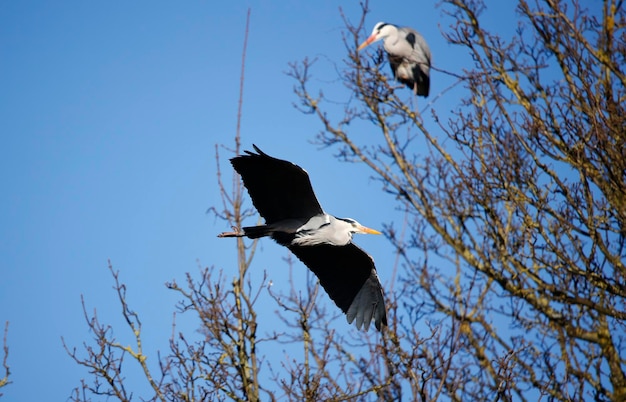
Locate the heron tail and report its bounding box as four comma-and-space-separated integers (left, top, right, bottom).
218, 224, 273, 239
241, 225, 272, 239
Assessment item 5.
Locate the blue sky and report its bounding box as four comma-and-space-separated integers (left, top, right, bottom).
0, 1, 517, 400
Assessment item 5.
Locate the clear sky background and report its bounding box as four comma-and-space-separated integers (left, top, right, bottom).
0, 1, 518, 400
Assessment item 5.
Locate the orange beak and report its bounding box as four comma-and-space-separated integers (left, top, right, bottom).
357, 35, 376, 51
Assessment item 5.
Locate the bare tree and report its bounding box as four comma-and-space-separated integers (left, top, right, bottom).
290, 0, 625, 400
65, 1, 625, 401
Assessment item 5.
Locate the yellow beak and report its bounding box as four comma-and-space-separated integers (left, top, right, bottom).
358, 224, 382, 235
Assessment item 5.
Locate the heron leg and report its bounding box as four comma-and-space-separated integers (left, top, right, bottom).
217, 226, 245, 238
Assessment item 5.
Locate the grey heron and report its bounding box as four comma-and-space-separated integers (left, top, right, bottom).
218, 145, 387, 331
358, 22, 431, 97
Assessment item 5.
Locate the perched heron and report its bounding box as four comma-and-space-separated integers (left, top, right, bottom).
358, 22, 431, 97
218, 145, 387, 331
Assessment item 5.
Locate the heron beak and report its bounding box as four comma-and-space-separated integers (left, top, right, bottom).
358, 225, 382, 235
357, 35, 376, 51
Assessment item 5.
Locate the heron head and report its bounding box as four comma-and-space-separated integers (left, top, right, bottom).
341, 218, 382, 235
357, 22, 394, 51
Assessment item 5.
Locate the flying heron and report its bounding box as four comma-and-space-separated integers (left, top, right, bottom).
218, 145, 387, 331
358, 22, 432, 97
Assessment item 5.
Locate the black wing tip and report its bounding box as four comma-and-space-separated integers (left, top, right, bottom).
376, 313, 388, 331
236, 144, 306, 173
239, 144, 264, 157
349, 307, 388, 332
251, 144, 266, 156
231, 144, 269, 165
408, 68, 430, 97
416, 83, 429, 97
418, 71, 430, 97
344, 266, 388, 331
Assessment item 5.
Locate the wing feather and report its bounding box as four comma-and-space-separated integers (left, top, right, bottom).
230, 145, 324, 223
288, 243, 387, 330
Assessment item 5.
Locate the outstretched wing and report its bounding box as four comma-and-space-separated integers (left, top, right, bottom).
230, 145, 324, 223
288, 242, 387, 331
